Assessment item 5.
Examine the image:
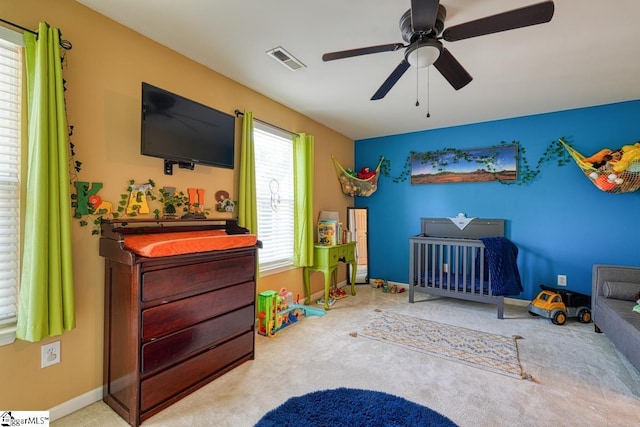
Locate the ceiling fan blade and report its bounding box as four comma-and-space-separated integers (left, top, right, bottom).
322, 43, 405, 61
411, 0, 440, 33
442, 1, 555, 42
371, 60, 411, 100
433, 48, 472, 90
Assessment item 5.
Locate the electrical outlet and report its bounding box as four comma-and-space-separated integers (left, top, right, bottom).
41, 341, 61, 368
557, 274, 567, 286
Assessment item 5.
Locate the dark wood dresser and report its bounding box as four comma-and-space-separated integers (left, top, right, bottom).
99, 219, 260, 426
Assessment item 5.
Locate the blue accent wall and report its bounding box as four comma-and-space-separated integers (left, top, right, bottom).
354, 100, 640, 299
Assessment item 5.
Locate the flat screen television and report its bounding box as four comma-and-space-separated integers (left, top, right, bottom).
141, 82, 235, 173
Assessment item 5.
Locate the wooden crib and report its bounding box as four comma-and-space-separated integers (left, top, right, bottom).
409, 217, 511, 319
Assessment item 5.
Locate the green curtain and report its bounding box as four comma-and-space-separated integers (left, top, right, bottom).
293, 133, 314, 267
16, 23, 75, 342
238, 111, 258, 234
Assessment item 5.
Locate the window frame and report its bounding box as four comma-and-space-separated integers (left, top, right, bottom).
0, 26, 23, 346
252, 121, 295, 276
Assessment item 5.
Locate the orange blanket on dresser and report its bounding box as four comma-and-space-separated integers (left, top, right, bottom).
123, 230, 257, 257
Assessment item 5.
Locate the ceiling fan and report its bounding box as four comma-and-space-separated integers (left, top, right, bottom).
322, 0, 555, 100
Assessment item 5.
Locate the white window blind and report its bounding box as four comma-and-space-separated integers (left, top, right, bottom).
0, 28, 22, 345
253, 122, 294, 273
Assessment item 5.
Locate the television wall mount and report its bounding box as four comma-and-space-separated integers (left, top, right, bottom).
163, 159, 195, 175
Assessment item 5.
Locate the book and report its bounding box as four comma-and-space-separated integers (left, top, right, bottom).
318, 219, 337, 245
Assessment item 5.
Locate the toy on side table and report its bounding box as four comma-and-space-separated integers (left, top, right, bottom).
257, 288, 326, 337
527, 284, 591, 325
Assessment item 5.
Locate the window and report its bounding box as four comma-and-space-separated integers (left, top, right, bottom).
253, 122, 294, 274
0, 27, 22, 346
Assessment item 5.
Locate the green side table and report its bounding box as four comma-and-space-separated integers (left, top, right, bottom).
303, 242, 357, 310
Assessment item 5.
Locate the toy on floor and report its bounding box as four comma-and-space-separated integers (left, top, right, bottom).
330, 286, 348, 300
371, 278, 385, 289
257, 288, 325, 337
527, 284, 591, 325
316, 296, 336, 307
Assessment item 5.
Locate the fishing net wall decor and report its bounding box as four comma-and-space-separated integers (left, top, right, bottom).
561, 139, 640, 194
332, 155, 384, 197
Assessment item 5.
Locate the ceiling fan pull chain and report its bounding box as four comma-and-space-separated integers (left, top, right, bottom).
415, 71, 420, 107
426, 67, 431, 118
415, 47, 420, 107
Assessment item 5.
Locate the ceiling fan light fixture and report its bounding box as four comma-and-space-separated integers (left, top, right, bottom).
322, 1, 554, 99
405, 39, 442, 68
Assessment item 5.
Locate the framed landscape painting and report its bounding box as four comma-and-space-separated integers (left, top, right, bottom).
410, 144, 518, 185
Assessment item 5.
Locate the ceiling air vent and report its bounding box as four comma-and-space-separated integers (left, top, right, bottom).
266, 46, 306, 71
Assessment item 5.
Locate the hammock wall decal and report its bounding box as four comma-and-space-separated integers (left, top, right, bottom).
332, 155, 383, 197
561, 139, 640, 194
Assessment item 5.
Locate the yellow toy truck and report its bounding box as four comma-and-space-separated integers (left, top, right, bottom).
527, 284, 591, 325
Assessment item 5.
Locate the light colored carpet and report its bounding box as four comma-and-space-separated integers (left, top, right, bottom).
52, 285, 640, 427
359, 310, 529, 380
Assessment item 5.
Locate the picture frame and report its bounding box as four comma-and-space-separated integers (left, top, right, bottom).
410, 144, 518, 185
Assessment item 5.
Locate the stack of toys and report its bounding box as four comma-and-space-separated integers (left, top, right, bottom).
257, 288, 326, 337
370, 278, 405, 294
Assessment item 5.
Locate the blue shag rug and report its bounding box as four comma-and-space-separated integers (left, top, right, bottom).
254, 388, 458, 427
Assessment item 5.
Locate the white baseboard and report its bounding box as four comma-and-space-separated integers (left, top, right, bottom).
49, 386, 102, 422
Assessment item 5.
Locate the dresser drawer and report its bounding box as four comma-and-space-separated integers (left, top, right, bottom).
314, 244, 356, 267
142, 253, 255, 302
142, 281, 255, 340
337, 245, 348, 258
142, 305, 254, 374
314, 246, 338, 267
140, 331, 254, 412
342, 243, 356, 263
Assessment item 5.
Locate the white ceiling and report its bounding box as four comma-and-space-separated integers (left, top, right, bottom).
76, 0, 640, 141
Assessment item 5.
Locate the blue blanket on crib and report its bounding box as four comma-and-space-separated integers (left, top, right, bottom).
480, 237, 523, 296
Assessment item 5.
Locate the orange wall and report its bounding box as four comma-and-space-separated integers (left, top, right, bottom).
0, 0, 353, 410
